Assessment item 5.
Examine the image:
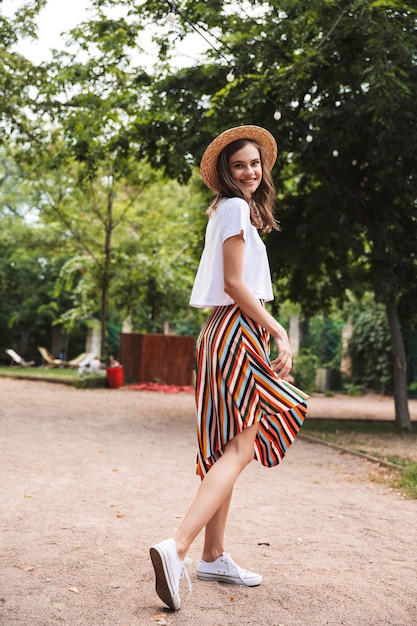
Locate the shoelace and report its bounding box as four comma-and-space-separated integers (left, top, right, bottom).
221, 553, 251, 581
180, 557, 193, 596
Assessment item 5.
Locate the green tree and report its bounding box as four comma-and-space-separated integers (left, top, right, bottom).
111, 0, 417, 429
11, 6, 155, 362
0, 206, 78, 361
1, 1, 208, 358
51, 167, 207, 338
0, 0, 46, 145
111, 171, 207, 334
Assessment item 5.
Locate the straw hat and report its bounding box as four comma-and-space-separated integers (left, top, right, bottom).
200, 125, 278, 192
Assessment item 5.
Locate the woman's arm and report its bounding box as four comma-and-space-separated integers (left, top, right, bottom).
223, 233, 292, 379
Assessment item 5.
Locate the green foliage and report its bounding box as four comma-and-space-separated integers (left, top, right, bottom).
348, 305, 393, 394
121, 0, 415, 424
0, 191, 79, 359
293, 348, 319, 393
301, 315, 344, 369
74, 373, 107, 389
6, 3, 157, 360
408, 382, 417, 399
136, 2, 417, 333
1, 141, 206, 356
344, 382, 366, 397
0, 1, 47, 145
110, 171, 207, 334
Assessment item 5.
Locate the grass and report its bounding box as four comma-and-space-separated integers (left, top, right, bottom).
0, 366, 106, 388
0, 365, 78, 383
396, 464, 417, 499
302, 417, 410, 438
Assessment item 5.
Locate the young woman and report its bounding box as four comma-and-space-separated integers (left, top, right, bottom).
150, 125, 308, 611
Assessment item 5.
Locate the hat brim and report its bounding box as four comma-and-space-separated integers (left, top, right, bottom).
200, 125, 278, 192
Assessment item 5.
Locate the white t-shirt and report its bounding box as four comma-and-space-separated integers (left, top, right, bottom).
190, 197, 274, 308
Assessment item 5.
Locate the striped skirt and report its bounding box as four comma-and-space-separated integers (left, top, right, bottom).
195, 304, 308, 478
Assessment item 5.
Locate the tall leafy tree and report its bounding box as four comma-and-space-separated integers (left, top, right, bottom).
13, 5, 156, 361
111, 171, 207, 334
107, 0, 417, 429
0, 192, 77, 360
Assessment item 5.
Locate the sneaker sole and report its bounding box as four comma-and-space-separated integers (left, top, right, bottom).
150, 546, 181, 610
196, 571, 262, 587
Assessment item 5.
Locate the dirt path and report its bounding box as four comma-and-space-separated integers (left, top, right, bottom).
1, 378, 416, 626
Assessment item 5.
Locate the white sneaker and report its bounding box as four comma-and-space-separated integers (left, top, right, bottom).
149, 538, 192, 610
196, 552, 262, 587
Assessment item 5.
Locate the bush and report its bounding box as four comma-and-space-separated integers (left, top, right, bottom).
344, 382, 365, 397
348, 307, 393, 394
74, 373, 107, 389
293, 349, 319, 393
408, 382, 417, 399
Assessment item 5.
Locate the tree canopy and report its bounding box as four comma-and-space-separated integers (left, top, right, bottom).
129, 0, 417, 428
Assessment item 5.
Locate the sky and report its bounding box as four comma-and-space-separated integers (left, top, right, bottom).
1, 0, 208, 67
2, 0, 91, 62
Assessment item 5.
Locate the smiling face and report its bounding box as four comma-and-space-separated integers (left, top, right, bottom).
227, 142, 263, 195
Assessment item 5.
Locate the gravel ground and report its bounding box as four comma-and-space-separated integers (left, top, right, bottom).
1, 378, 416, 626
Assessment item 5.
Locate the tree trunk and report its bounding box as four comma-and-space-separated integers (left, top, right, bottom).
385, 298, 411, 430
100, 273, 109, 364
101, 176, 114, 365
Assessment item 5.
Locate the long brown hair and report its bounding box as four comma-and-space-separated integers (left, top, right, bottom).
207, 139, 279, 233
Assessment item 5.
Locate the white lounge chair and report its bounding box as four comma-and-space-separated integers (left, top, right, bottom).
77, 353, 100, 373
6, 349, 35, 367
67, 352, 88, 368
37, 346, 67, 368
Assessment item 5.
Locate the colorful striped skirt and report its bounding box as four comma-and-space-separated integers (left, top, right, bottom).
195, 304, 309, 478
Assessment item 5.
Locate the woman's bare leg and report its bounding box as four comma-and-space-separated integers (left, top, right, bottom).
174, 422, 258, 560
201, 492, 232, 561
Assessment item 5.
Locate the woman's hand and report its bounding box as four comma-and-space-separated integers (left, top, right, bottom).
271, 333, 292, 380
222, 236, 294, 381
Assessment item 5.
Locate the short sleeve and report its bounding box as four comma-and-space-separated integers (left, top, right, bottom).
219, 198, 251, 243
